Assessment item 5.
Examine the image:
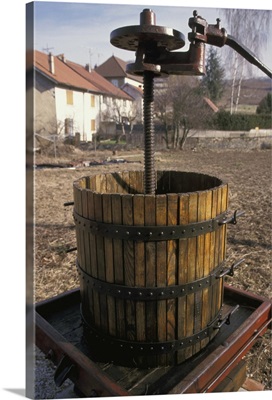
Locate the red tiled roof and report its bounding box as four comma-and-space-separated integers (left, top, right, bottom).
122, 82, 143, 96
34, 50, 100, 93
66, 60, 133, 100
95, 55, 142, 83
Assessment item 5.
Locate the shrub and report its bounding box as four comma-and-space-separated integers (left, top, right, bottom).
212, 111, 272, 131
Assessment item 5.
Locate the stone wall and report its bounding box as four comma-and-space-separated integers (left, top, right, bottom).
126, 129, 272, 150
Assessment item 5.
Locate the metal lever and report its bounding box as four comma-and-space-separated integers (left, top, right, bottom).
64, 201, 74, 206
214, 305, 240, 329
54, 355, 77, 387
217, 258, 245, 278
219, 210, 245, 225
225, 35, 272, 79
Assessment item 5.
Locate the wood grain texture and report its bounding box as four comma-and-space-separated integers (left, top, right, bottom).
73, 171, 229, 367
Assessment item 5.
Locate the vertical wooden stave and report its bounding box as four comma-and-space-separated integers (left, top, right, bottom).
111, 193, 126, 339
94, 192, 108, 333
194, 190, 206, 354
102, 193, 116, 337
144, 195, 157, 366
218, 184, 228, 310
133, 195, 146, 342
201, 189, 213, 349
214, 186, 223, 319
177, 193, 189, 364
185, 192, 198, 359
81, 181, 92, 321
122, 194, 136, 342
73, 182, 84, 312
156, 194, 167, 365
210, 187, 218, 323
166, 194, 178, 364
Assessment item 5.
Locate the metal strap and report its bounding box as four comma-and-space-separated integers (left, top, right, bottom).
73, 209, 227, 242
81, 308, 224, 355
77, 261, 224, 301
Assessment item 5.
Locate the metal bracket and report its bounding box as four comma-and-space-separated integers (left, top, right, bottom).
54, 355, 77, 387
64, 201, 74, 207
217, 258, 245, 278
219, 210, 245, 226
214, 305, 240, 329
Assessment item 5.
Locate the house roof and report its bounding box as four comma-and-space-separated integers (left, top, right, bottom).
34, 50, 100, 93
95, 55, 143, 84
34, 51, 133, 100
121, 82, 143, 99
66, 60, 132, 100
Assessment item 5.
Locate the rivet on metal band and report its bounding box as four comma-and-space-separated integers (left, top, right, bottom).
81, 308, 224, 356
76, 260, 225, 301
73, 209, 228, 242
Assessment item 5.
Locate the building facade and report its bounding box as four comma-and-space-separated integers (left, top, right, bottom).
33, 51, 134, 142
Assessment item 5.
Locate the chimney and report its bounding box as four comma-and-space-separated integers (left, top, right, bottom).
85, 63, 91, 73
57, 53, 66, 63
49, 52, 55, 74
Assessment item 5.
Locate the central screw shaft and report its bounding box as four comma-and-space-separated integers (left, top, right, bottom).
143, 70, 156, 195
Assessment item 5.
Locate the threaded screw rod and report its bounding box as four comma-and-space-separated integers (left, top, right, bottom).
143, 70, 156, 195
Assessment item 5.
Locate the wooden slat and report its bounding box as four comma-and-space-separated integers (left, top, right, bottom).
81, 184, 91, 319
94, 193, 108, 332
211, 187, 219, 321
82, 188, 91, 275
156, 194, 167, 365
166, 194, 178, 347
177, 193, 189, 363
111, 194, 125, 338
185, 191, 198, 359
216, 186, 223, 314
133, 194, 146, 342
194, 190, 206, 353
144, 195, 157, 357
201, 189, 213, 348
219, 184, 228, 310
122, 194, 135, 341
87, 190, 100, 327
102, 193, 116, 336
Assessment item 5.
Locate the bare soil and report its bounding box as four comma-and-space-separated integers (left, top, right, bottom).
33, 145, 271, 390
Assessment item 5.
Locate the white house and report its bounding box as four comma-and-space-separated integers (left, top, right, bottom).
33, 51, 134, 142
95, 55, 143, 89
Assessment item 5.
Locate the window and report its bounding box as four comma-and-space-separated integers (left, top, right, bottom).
111, 79, 119, 87
66, 90, 73, 105
91, 119, 96, 131
90, 94, 95, 107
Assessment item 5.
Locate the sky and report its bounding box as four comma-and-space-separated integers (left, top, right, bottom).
29, 0, 272, 78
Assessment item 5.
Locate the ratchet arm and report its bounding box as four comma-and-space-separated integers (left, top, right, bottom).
225, 34, 272, 79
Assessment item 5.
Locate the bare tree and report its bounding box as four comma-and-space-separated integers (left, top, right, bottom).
102, 99, 139, 142
154, 88, 173, 148
219, 9, 271, 113
155, 76, 215, 149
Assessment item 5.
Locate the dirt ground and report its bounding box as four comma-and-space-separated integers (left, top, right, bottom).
33, 145, 271, 390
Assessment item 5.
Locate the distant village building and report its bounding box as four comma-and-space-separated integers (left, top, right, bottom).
33, 51, 219, 147
121, 83, 143, 123
33, 51, 133, 142
95, 55, 143, 89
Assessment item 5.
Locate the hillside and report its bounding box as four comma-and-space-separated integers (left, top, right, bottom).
218, 78, 271, 111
